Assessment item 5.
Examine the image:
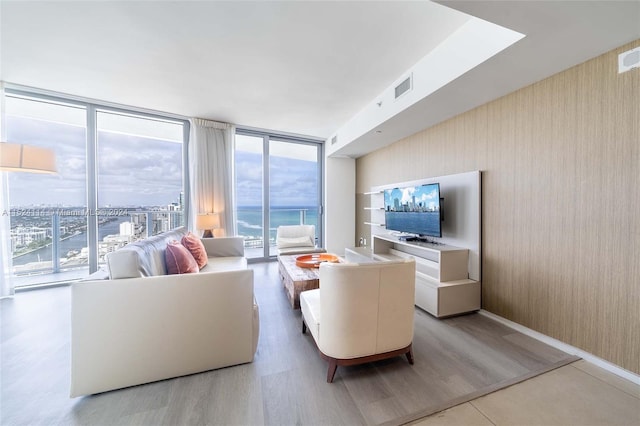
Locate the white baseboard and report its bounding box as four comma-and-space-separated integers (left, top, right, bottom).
479, 310, 640, 386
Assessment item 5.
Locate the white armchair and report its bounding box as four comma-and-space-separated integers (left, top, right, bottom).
276, 224, 326, 255
300, 258, 416, 382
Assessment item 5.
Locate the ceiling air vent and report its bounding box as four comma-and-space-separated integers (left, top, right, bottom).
395, 75, 412, 99
619, 46, 640, 73
331, 135, 338, 145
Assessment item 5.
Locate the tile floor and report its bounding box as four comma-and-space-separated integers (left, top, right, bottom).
412, 360, 640, 426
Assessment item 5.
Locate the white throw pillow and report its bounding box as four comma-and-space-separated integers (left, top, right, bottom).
277, 236, 313, 248
107, 250, 144, 279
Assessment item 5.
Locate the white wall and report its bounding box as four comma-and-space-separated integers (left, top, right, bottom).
324, 156, 355, 254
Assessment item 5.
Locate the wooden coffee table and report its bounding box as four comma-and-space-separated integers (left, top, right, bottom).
278, 254, 337, 309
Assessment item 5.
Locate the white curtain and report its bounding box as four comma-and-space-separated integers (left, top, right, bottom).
188, 118, 236, 237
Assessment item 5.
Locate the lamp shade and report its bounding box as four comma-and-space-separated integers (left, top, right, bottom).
0, 142, 57, 174
196, 213, 220, 231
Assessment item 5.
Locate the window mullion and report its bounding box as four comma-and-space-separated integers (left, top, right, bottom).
86, 105, 98, 273
263, 135, 270, 258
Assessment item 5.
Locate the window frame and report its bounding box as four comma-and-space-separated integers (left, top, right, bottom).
4, 86, 190, 278
235, 127, 324, 261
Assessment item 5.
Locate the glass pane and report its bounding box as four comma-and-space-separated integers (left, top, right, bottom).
235, 134, 264, 259
269, 141, 319, 256
96, 111, 184, 265
6, 96, 88, 286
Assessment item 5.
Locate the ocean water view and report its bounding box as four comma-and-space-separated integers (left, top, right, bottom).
237, 206, 319, 243
385, 211, 440, 237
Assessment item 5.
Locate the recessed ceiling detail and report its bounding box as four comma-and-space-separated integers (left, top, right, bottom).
327, 14, 525, 157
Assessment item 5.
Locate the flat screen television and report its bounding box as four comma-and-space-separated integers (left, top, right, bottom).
384, 183, 441, 238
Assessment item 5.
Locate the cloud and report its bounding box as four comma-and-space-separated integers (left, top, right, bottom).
6, 116, 183, 207
7, 113, 318, 209
400, 187, 416, 203
96, 133, 183, 206
236, 150, 318, 206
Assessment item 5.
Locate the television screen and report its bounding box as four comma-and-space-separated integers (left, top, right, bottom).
384, 183, 441, 237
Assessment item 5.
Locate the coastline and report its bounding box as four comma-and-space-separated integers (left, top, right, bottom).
12, 231, 82, 259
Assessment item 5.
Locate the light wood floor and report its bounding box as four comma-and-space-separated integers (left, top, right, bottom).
1, 262, 638, 425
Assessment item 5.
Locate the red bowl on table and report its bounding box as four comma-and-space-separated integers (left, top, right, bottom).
295, 253, 339, 268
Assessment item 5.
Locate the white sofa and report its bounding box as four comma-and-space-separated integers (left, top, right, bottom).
276, 224, 326, 255
70, 227, 259, 397
300, 258, 416, 382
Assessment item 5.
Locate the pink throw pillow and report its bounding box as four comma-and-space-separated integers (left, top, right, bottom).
165, 240, 199, 274
181, 232, 208, 269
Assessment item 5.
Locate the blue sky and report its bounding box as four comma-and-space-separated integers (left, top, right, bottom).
235, 150, 318, 207
6, 115, 183, 207
384, 183, 440, 210
7, 114, 317, 208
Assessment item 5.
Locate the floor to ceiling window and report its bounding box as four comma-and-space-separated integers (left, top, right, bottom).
4, 89, 187, 287
5, 94, 88, 285
95, 110, 185, 268
234, 130, 323, 260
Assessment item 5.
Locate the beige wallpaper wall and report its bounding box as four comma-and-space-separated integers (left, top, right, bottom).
355, 41, 639, 374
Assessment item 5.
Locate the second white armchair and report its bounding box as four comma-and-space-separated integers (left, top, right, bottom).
276, 224, 326, 256
300, 258, 416, 382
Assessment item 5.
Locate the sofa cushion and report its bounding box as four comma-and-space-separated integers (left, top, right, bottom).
200, 256, 248, 273
181, 232, 208, 269
278, 247, 326, 256
165, 241, 199, 274
277, 236, 313, 248
107, 227, 189, 279
300, 288, 320, 343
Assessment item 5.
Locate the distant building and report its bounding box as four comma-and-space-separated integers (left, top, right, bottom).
168, 202, 182, 229
119, 221, 134, 236
99, 234, 132, 261
10, 226, 47, 249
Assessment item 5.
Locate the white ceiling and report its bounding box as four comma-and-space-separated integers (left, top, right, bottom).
2, 1, 639, 156
1, 1, 469, 138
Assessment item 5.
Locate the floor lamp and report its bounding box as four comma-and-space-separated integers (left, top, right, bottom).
0, 142, 57, 298
0, 142, 58, 174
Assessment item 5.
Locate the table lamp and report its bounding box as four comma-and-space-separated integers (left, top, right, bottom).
196, 213, 220, 238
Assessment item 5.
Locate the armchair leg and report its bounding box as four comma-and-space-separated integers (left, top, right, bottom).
320, 344, 413, 383
302, 319, 307, 334
327, 362, 338, 383
406, 345, 414, 365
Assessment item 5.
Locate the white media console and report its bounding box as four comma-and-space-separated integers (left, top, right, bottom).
348, 235, 480, 317
356, 170, 482, 318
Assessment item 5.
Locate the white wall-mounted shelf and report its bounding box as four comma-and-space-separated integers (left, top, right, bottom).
363, 191, 386, 230
363, 171, 482, 318
373, 234, 480, 317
